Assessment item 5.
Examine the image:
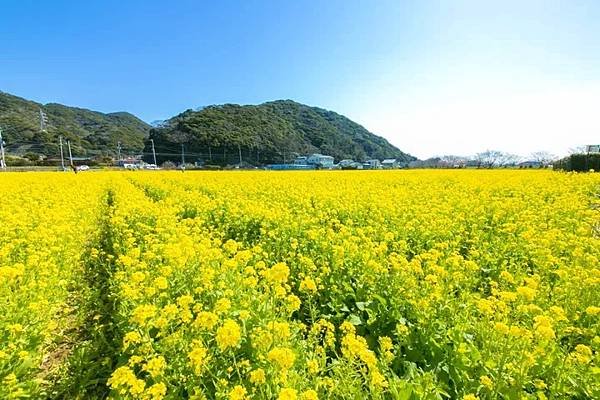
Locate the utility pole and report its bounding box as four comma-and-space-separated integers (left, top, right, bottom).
150, 139, 157, 166
67, 140, 74, 167
59, 136, 66, 171
238, 144, 242, 165
0, 127, 6, 170
117, 141, 122, 163
181, 143, 185, 171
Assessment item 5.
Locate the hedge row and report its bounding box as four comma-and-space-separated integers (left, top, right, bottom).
554, 153, 600, 172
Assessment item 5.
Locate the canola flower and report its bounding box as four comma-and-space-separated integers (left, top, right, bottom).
1, 169, 599, 399
216, 319, 242, 351
0, 173, 110, 398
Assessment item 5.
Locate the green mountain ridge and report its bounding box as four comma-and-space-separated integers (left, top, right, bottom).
0, 91, 150, 157
0, 91, 415, 164
146, 100, 415, 165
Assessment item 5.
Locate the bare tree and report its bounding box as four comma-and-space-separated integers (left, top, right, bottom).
473, 150, 520, 168
569, 145, 587, 154
499, 153, 521, 167
475, 150, 504, 168
440, 155, 467, 167
530, 151, 557, 167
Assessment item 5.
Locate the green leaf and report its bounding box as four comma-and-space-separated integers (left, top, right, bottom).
348, 314, 362, 325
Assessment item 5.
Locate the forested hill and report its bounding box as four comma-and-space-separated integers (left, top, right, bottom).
146, 100, 415, 165
0, 92, 414, 164
0, 91, 150, 157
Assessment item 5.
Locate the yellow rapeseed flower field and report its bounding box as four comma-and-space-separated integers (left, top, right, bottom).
0, 170, 599, 399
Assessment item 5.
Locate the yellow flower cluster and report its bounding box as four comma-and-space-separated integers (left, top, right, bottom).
216, 319, 242, 351
1, 169, 599, 399
0, 173, 110, 398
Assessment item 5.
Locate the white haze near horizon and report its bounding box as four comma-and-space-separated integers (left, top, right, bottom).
358, 83, 600, 160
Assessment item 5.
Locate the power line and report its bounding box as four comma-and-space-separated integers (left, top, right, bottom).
142, 151, 210, 156
3, 140, 53, 145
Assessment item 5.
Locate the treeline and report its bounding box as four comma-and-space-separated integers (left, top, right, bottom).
554, 153, 600, 172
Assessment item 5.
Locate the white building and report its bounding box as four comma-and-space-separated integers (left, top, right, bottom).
381, 158, 399, 169
364, 159, 381, 169
307, 153, 334, 167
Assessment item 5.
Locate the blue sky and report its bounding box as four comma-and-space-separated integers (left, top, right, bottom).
1, 0, 599, 158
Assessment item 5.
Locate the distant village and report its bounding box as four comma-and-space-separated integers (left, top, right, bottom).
265, 153, 405, 170
114, 153, 406, 171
